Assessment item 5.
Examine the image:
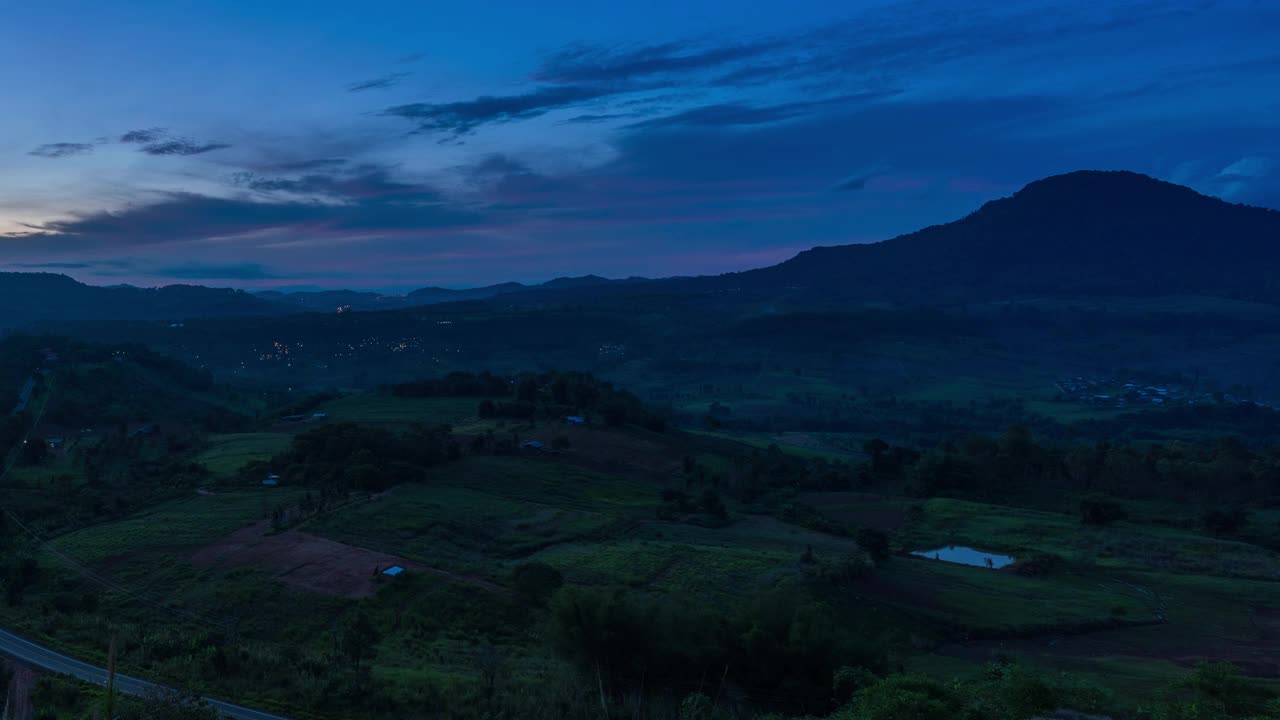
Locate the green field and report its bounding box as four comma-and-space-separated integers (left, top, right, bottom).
52, 490, 299, 563
196, 432, 293, 478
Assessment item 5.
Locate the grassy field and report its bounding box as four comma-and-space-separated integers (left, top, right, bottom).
51, 490, 300, 563
196, 432, 293, 478
9, 382, 1280, 718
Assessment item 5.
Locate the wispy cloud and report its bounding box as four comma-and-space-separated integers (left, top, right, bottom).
119, 127, 168, 144
156, 261, 285, 280
533, 39, 781, 84
346, 72, 410, 92
29, 143, 94, 158
138, 139, 232, 156
381, 84, 622, 137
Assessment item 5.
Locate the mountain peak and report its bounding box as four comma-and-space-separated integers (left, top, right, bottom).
740, 170, 1280, 302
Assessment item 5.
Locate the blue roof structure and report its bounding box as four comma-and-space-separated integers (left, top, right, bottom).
383, 566, 405, 577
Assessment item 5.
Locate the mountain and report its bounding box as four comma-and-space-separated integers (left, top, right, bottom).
0, 273, 288, 329
713, 170, 1280, 303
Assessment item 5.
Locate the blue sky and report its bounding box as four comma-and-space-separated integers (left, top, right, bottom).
2, 0, 1277, 290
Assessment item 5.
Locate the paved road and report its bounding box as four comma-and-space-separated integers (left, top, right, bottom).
0, 627, 290, 720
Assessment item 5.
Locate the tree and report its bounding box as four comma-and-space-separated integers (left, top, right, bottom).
855, 528, 892, 565
339, 610, 380, 690
1079, 495, 1125, 526
510, 561, 564, 605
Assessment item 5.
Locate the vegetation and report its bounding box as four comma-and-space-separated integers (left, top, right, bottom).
3, 316, 1280, 720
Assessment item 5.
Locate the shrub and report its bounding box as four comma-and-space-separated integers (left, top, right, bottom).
510, 562, 564, 605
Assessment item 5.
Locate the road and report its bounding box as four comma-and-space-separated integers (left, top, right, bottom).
0, 627, 290, 720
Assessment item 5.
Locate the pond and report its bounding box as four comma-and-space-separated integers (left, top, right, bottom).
911, 545, 1016, 569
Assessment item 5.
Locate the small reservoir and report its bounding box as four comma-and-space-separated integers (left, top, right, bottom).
912, 545, 1015, 569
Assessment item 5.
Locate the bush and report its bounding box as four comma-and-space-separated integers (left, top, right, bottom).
1079, 496, 1126, 526
1011, 552, 1063, 576
855, 528, 892, 564
510, 562, 564, 605
1202, 508, 1248, 535
850, 674, 976, 720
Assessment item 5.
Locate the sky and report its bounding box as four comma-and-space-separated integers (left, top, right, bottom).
1, 0, 1278, 291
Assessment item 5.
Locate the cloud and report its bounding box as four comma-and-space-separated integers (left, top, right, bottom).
254, 157, 349, 172
119, 127, 168, 144
834, 170, 885, 192
346, 72, 410, 92
8, 261, 93, 269
156, 261, 285, 280
138, 139, 232, 156
381, 84, 622, 136
398, 53, 424, 64
29, 143, 94, 158
534, 39, 781, 84
627, 94, 888, 130
565, 113, 635, 124
22, 164, 479, 256
1218, 156, 1272, 179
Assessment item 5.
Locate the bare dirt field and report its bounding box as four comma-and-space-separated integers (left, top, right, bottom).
191, 520, 503, 598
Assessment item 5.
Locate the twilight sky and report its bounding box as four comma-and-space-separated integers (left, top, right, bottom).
2, 0, 1278, 291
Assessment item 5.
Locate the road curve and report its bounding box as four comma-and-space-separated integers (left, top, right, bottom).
0, 627, 290, 720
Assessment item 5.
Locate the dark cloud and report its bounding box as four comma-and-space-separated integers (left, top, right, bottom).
26, 164, 479, 254
534, 39, 781, 84
230, 165, 444, 203
29, 143, 94, 158
119, 127, 167, 144
156, 262, 285, 280
381, 84, 621, 136
138, 139, 232, 156
627, 95, 886, 130
346, 72, 410, 92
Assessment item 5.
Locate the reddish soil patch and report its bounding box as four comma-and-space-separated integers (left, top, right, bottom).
192, 520, 503, 598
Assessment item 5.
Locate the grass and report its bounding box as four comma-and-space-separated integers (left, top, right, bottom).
901, 497, 1280, 579
196, 432, 293, 478
305, 456, 649, 576
51, 490, 298, 563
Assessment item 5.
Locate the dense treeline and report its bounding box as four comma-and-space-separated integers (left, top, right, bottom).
393, 370, 667, 431
243, 421, 460, 494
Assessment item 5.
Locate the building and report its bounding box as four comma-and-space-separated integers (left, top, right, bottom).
383, 566, 405, 577
263, 473, 281, 487
565, 416, 586, 425
520, 440, 546, 451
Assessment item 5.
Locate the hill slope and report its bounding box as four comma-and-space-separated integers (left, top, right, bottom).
0, 273, 288, 328
726, 171, 1280, 302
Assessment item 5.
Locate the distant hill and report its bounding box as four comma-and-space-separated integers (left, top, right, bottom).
0, 273, 288, 329
710, 171, 1280, 303
261, 275, 649, 312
